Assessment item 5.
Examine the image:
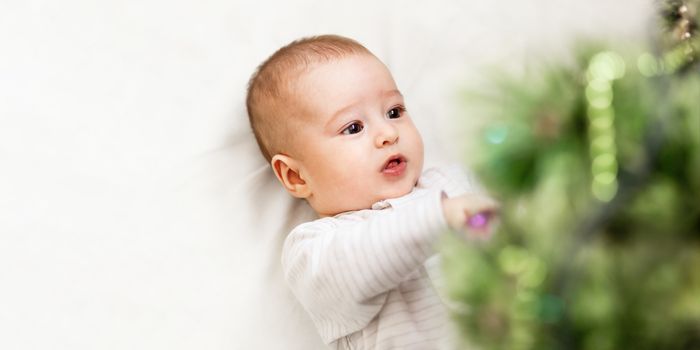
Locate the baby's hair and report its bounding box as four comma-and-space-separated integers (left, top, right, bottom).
246, 34, 373, 162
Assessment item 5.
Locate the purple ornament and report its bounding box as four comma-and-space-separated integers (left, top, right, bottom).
467, 212, 491, 230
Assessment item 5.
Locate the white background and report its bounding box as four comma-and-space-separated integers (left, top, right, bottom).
1, 1, 652, 349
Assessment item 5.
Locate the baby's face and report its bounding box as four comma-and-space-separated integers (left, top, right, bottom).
290, 54, 424, 216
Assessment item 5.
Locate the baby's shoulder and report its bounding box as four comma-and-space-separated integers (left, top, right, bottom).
290, 216, 336, 234
289, 210, 370, 236
283, 214, 367, 259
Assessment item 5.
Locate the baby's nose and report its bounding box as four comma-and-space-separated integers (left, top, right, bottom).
375, 123, 399, 147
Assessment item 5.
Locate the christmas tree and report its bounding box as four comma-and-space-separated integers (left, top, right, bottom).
444, 1, 700, 349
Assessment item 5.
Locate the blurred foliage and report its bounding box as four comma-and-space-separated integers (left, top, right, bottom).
443, 1, 700, 349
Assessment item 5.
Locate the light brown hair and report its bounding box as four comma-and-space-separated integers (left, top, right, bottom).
245, 34, 372, 162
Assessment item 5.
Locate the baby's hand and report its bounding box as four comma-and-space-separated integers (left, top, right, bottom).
441, 193, 499, 240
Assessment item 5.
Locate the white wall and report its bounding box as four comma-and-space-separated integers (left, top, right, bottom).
0, 1, 651, 349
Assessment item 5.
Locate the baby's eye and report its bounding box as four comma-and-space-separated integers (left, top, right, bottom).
341, 122, 364, 135
386, 106, 405, 119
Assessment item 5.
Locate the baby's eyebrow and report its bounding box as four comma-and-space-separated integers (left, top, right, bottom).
327, 103, 360, 129
383, 89, 403, 98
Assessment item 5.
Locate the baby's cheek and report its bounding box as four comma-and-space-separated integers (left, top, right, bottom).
343, 177, 373, 205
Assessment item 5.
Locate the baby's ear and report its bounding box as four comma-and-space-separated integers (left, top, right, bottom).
270, 154, 310, 199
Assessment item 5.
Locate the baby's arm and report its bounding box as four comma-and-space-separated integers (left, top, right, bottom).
282, 190, 446, 341
282, 188, 497, 342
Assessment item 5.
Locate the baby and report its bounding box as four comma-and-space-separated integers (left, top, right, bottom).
246, 35, 497, 349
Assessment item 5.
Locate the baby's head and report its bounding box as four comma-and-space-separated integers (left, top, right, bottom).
246, 35, 424, 217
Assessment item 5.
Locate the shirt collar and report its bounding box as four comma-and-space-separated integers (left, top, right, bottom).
370, 187, 430, 210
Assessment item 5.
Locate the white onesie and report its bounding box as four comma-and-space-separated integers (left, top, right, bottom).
282, 165, 478, 349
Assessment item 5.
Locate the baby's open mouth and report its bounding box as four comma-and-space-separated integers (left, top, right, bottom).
381, 155, 407, 175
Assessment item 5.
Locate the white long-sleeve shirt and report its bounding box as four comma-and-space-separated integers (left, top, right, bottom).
282, 165, 478, 349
